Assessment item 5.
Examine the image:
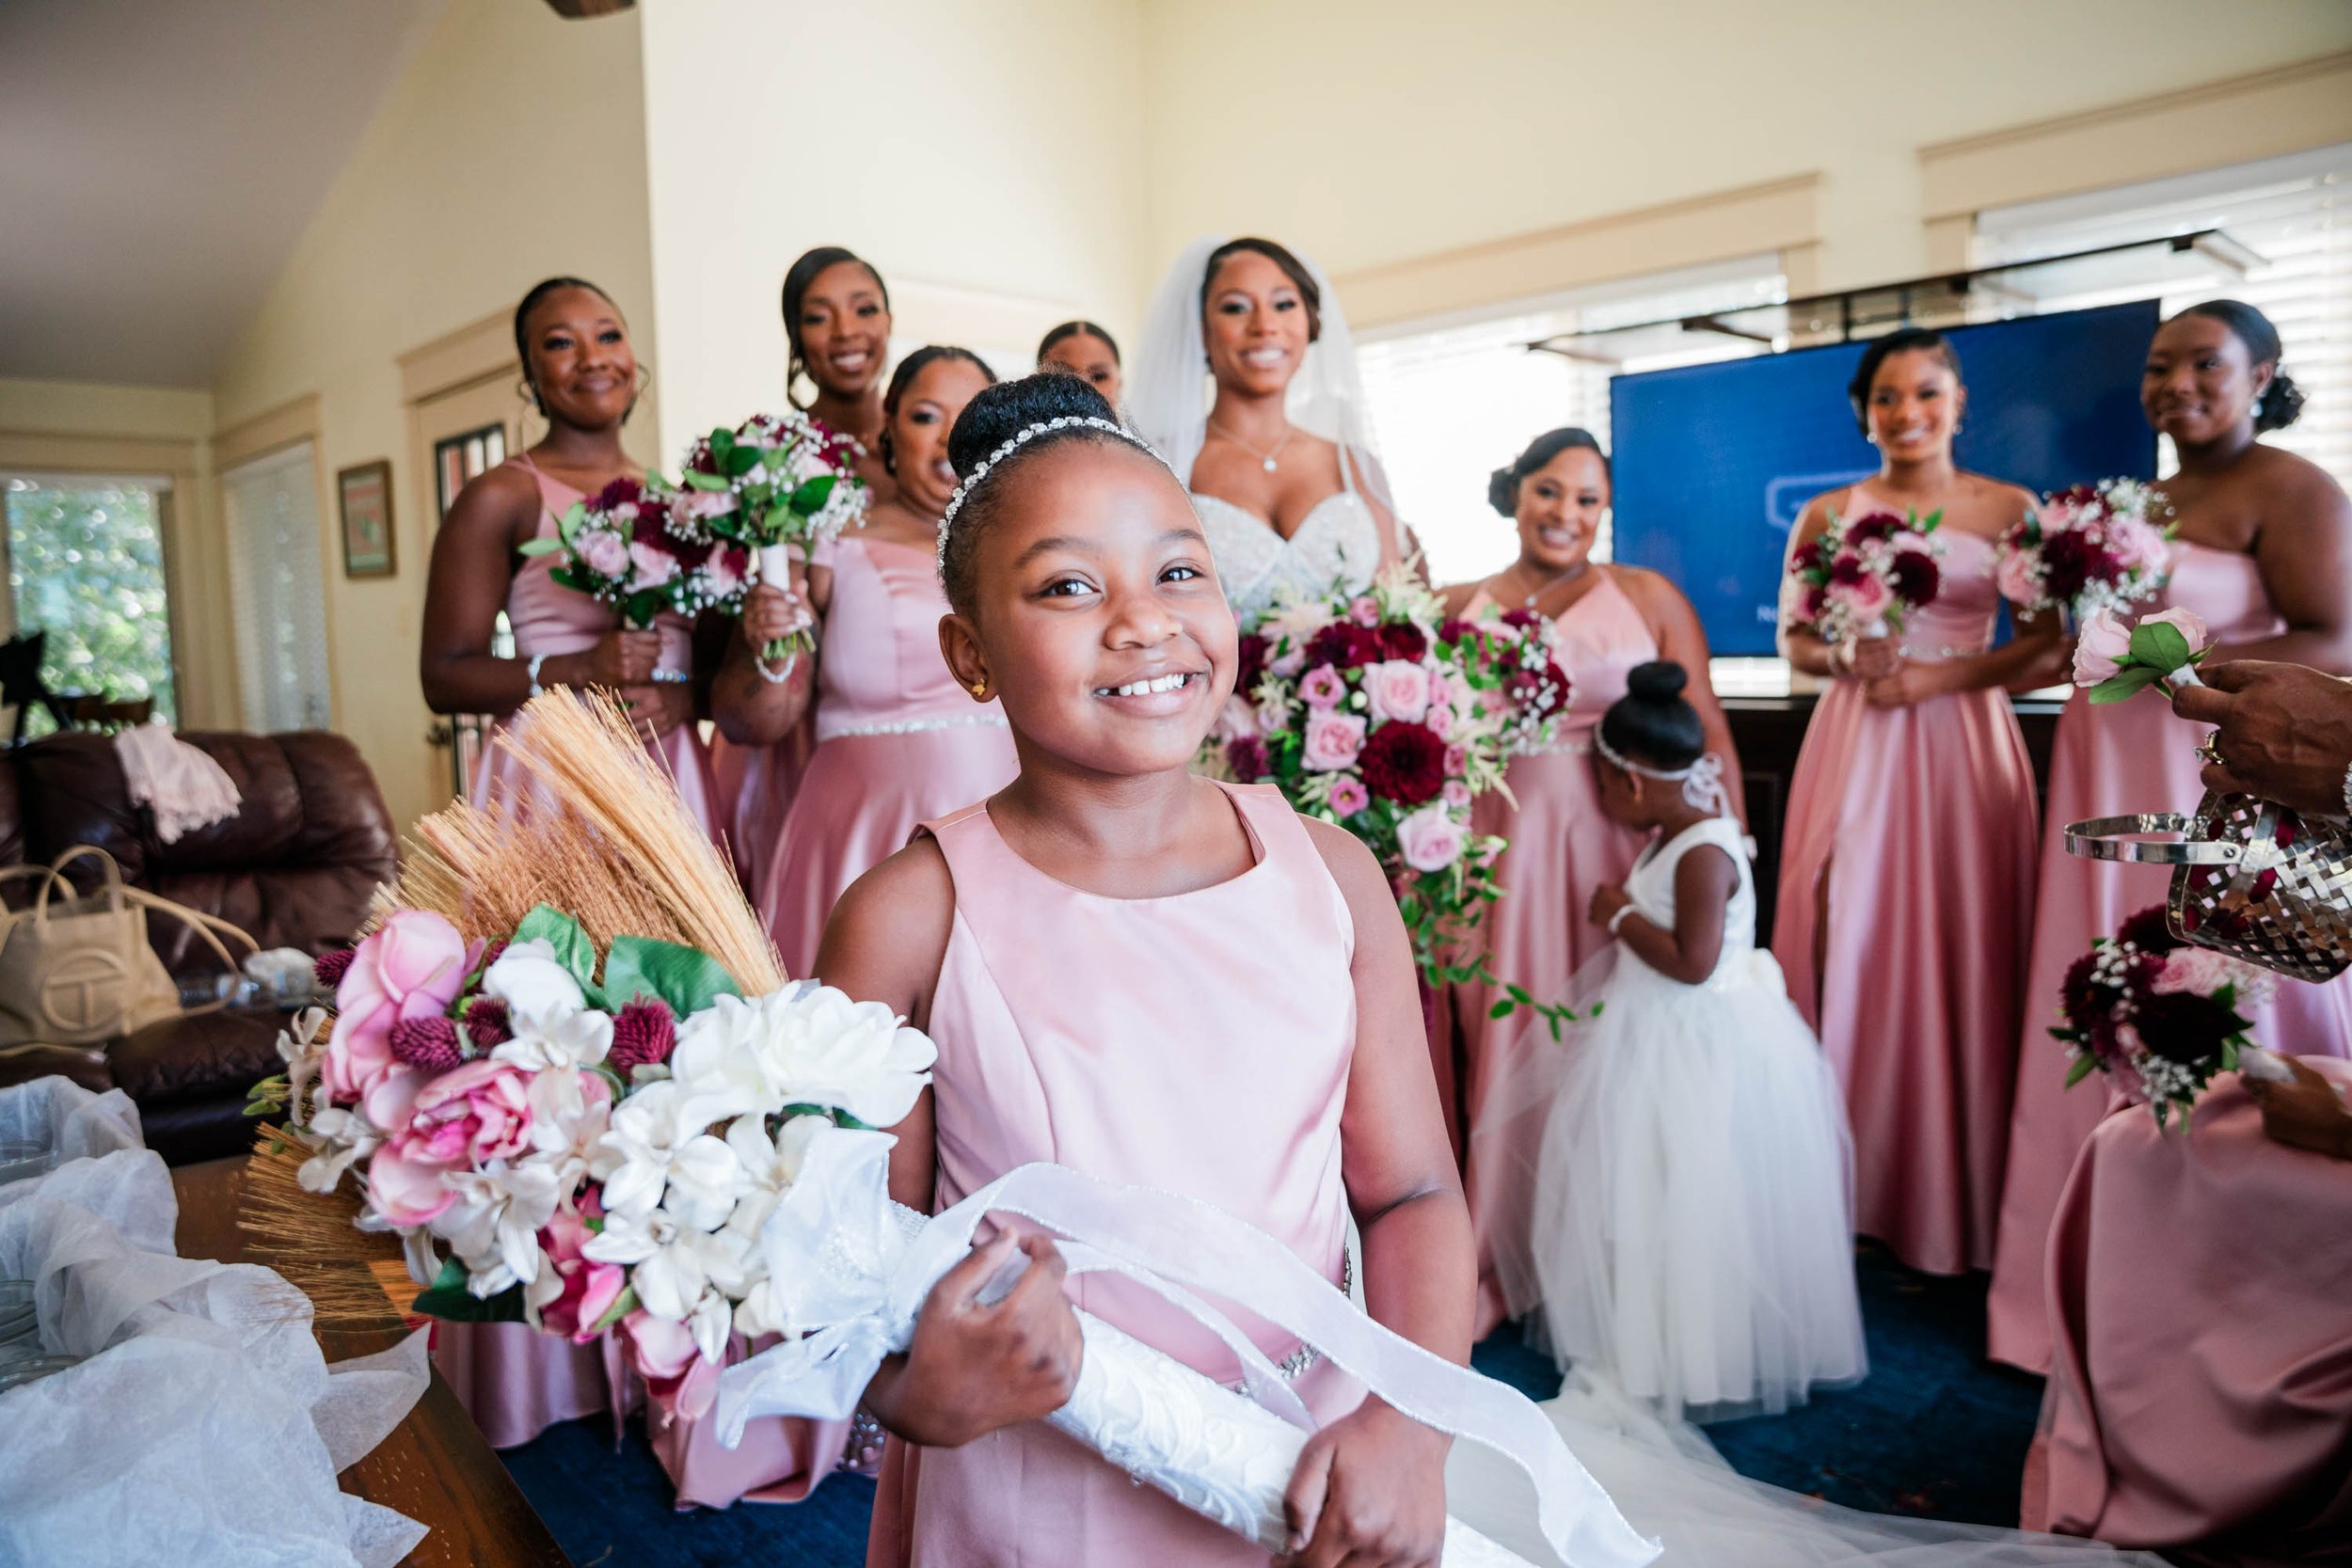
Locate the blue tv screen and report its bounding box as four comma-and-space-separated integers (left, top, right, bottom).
1608, 300, 2161, 657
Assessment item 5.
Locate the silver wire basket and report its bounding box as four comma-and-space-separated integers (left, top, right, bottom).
2065, 792, 2352, 984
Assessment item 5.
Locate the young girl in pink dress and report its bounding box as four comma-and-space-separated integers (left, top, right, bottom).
1984, 300, 2352, 1371
819, 372, 1470, 1567
418, 277, 713, 1450
716, 347, 1020, 981
1771, 329, 2058, 1278
1442, 429, 1742, 1334
713, 246, 900, 901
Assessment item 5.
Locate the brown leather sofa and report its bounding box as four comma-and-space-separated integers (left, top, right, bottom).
0, 730, 398, 1164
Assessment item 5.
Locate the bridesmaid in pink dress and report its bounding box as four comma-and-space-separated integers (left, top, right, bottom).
1984, 300, 2352, 1372
1772, 329, 2058, 1278
717, 346, 1019, 980
419, 277, 710, 1448
712, 246, 899, 900
1440, 429, 1743, 1333
828, 373, 1470, 1566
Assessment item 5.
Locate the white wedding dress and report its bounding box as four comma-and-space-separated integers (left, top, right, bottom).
1192, 467, 1383, 628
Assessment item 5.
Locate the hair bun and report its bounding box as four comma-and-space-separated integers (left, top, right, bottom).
947, 372, 1116, 479
2259, 369, 2306, 434
1626, 660, 1688, 704
1486, 467, 1518, 517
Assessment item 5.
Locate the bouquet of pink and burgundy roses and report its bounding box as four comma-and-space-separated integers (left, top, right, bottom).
1994, 478, 2171, 626
2055, 902, 2274, 1129
1785, 507, 1942, 645
1204, 567, 1572, 996
522, 474, 753, 628
676, 412, 869, 660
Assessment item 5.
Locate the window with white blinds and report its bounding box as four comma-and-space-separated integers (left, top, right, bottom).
221, 442, 334, 732
1359, 258, 1788, 586
1974, 142, 2352, 489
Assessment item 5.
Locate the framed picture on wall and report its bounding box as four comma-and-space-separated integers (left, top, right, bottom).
337, 459, 395, 578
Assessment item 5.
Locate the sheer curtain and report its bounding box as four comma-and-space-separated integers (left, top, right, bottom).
220, 441, 334, 732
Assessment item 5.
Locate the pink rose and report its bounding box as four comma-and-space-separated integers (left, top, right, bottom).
1994, 548, 2041, 609
1424, 699, 1455, 739
2150, 946, 2238, 998
1301, 712, 1366, 772
323, 911, 469, 1108
1828, 573, 1893, 626
1348, 595, 1381, 627
579, 529, 631, 579
1443, 742, 1469, 777
1300, 665, 1348, 711
1395, 803, 1466, 873
1366, 659, 1431, 723
1327, 777, 1371, 817
2139, 606, 2209, 657
1442, 778, 1471, 809
623, 1310, 722, 1421
412, 1058, 536, 1164
628, 539, 680, 588
702, 545, 745, 601
2072, 608, 2132, 685
2111, 517, 2169, 573
537, 1196, 627, 1341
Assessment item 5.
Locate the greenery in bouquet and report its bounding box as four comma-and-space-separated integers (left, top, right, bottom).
1784, 506, 1942, 644
1203, 566, 1579, 1030
520, 474, 753, 627
2054, 902, 2270, 1130
677, 413, 870, 661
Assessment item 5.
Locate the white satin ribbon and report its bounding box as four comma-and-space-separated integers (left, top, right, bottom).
712, 1126, 1659, 1568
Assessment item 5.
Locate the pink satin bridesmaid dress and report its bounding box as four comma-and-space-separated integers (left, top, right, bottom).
866, 783, 1365, 1567
1983, 542, 2352, 1372
1771, 505, 2040, 1276
1453, 570, 1653, 1332
756, 531, 1019, 978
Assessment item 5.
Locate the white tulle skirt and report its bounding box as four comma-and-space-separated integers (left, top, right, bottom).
1526, 948, 1867, 1423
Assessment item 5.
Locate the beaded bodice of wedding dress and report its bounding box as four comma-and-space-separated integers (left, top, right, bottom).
1192, 485, 1382, 627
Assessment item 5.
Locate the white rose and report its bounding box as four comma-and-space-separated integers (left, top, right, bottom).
484, 938, 586, 1026
672, 983, 937, 1129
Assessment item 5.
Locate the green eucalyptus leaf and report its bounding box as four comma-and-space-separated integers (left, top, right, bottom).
516, 536, 565, 557
683, 470, 732, 493
602, 934, 741, 1017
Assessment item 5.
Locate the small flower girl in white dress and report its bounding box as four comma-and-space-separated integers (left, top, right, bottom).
1528, 659, 1867, 1422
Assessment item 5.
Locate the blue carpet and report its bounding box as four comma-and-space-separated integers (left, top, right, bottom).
502, 1243, 2042, 1565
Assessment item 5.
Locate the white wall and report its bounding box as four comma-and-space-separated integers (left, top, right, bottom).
635, 0, 1150, 461
212, 0, 659, 832
1137, 0, 2352, 298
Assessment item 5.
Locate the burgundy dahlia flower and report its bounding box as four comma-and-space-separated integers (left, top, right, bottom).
1359, 721, 1447, 805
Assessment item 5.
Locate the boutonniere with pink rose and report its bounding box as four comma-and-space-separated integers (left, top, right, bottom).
2073, 605, 2209, 703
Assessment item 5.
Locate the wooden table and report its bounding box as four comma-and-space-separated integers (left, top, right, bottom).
172, 1157, 570, 1568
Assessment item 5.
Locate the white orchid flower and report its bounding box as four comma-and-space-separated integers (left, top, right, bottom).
296, 1103, 381, 1195
492, 1006, 614, 1073
483, 938, 586, 1027
431, 1162, 561, 1296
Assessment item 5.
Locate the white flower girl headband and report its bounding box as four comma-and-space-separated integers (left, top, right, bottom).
936, 416, 1175, 566
1592, 728, 1732, 818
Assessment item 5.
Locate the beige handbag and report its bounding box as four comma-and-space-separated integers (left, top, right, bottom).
0, 846, 257, 1048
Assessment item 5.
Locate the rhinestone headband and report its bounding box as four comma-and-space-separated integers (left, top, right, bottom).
1593, 727, 1731, 818
935, 416, 1171, 564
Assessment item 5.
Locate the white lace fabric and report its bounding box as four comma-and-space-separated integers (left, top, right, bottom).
1194, 488, 1383, 627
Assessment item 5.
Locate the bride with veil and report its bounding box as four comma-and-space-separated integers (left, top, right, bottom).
1128, 235, 1414, 626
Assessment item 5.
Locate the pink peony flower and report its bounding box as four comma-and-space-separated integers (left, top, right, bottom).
1348, 595, 1382, 628
2149, 945, 2240, 999
537, 1196, 627, 1341
578, 529, 631, 579
623, 1310, 722, 1421
1301, 712, 1367, 772
2139, 606, 2209, 656
1994, 547, 2042, 609
2072, 608, 2133, 685
1828, 572, 1894, 626
1395, 803, 1467, 873
1327, 776, 1371, 817
1366, 659, 1432, 723
628, 539, 680, 588
323, 911, 469, 1109
1299, 665, 1348, 711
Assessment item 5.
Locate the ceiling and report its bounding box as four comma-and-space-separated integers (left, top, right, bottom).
0, 0, 447, 388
